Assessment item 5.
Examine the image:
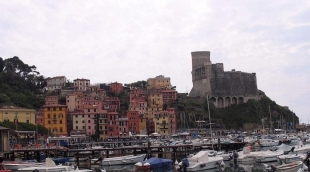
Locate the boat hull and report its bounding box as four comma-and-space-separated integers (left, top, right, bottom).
186, 158, 223, 171
92, 154, 145, 166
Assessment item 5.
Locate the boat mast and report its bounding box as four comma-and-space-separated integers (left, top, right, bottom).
269, 105, 272, 134
206, 95, 213, 149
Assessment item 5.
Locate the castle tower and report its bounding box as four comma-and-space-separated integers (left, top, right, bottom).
189, 50, 259, 108
189, 51, 213, 97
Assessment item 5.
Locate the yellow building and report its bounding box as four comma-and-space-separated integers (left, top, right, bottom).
154, 111, 175, 135
42, 104, 68, 136
0, 106, 36, 124
146, 75, 172, 90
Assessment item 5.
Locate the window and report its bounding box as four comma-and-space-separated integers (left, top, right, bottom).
76, 121, 78, 123
82, 126, 85, 129
88, 120, 90, 123
53, 107, 56, 111
76, 126, 78, 129
60, 128, 63, 133
88, 126, 91, 129
48, 114, 50, 118
48, 121, 51, 124
26, 120, 29, 124
60, 120, 62, 124
82, 120, 84, 123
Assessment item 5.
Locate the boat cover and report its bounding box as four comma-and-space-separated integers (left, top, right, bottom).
144, 158, 173, 168
188, 151, 209, 162
277, 143, 293, 152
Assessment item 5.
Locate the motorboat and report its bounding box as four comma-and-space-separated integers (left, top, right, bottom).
255, 150, 284, 163
1, 161, 44, 171
91, 154, 145, 166
135, 157, 173, 170
178, 150, 224, 171
277, 154, 305, 164
257, 139, 279, 147
270, 160, 304, 172
17, 158, 74, 172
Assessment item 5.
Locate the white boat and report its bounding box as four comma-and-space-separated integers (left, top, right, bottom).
255, 150, 284, 163
257, 139, 279, 147
91, 154, 145, 166
270, 160, 304, 172
18, 158, 74, 172
2, 161, 44, 170
178, 150, 224, 171
277, 154, 305, 164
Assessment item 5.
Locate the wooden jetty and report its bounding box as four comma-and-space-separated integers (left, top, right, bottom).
4, 141, 246, 163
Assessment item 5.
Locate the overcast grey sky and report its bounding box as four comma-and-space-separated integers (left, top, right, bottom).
1, 1, 310, 124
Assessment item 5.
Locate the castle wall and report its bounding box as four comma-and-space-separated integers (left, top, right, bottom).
190, 51, 259, 108
210, 71, 257, 97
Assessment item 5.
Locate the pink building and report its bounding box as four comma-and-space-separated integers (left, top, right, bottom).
45, 96, 59, 105
74, 78, 90, 91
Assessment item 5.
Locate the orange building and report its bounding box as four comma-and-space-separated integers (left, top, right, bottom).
42, 104, 68, 136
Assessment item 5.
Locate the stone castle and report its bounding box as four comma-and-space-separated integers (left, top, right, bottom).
189, 51, 260, 108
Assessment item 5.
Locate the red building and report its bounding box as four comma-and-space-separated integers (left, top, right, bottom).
109, 82, 123, 94
106, 97, 120, 112
35, 108, 44, 125
107, 112, 119, 137
127, 111, 140, 135
162, 89, 177, 103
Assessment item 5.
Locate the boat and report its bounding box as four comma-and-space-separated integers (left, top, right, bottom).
1, 161, 44, 171
178, 150, 224, 171
135, 157, 173, 170
277, 154, 305, 164
18, 158, 74, 172
255, 150, 284, 163
270, 160, 304, 172
257, 139, 279, 147
91, 154, 145, 166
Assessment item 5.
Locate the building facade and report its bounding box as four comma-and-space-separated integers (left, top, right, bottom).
0, 106, 36, 125
46, 76, 66, 91
109, 82, 123, 94
74, 78, 90, 91
42, 104, 68, 136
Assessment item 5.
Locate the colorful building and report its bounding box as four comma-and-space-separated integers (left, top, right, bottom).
0, 106, 36, 125
109, 82, 123, 94
74, 78, 90, 91
42, 104, 68, 136
146, 75, 172, 90
46, 76, 66, 91
127, 111, 139, 135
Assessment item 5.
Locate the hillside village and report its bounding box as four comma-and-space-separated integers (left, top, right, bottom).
1, 75, 178, 141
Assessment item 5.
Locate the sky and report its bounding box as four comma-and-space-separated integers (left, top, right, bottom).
1, 1, 310, 124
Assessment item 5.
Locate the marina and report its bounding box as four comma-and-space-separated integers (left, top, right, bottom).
1, 132, 310, 172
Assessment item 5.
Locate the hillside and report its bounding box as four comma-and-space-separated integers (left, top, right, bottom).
0, 56, 299, 131
168, 93, 298, 130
